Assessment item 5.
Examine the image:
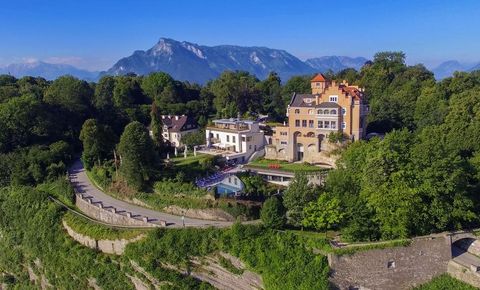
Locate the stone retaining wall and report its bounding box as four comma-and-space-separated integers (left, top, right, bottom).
447, 260, 480, 288
62, 220, 144, 255
329, 236, 451, 289
75, 194, 159, 227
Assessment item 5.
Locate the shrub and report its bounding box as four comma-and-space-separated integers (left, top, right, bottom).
261, 197, 286, 229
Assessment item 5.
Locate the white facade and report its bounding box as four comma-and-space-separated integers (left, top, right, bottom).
162, 127, 197, 147
204, 119, 265, 163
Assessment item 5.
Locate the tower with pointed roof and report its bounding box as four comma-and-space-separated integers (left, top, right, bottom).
264, 73, 368, 165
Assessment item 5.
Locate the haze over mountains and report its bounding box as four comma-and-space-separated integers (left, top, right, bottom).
0, 61, 98, 81
2, 38, 480, 82
430, 60, 480, 80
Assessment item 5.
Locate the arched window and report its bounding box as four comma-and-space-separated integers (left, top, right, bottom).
308, 109, 313, 115
306, 132, 315, 138
330, 109, 337, 115
317, 109, 323, 114
324, 109, 329, 115
294, 109, 300, 114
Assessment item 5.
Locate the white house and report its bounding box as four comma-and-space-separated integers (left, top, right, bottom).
149, 115, 198, 148
203, 118, 265, 163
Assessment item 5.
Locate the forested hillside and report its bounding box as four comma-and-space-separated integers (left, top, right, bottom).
1, 51, 480, 288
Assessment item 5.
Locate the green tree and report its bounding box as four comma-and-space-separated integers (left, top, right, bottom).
93, 76, 115, 111
302, 193, 344, 234
207, 71, 261, 117
79, 119, 115, 170
43, 75, 93, 117
141, 72, 174, 100
149, 102, 165, 150
261, 196, 286, 229
258, 72, 285, 121
281, 75, 312, 106
181, 130, 205, 149
113, 76, 144, 108
282, 172, 317, 227
118, 121, 157, 190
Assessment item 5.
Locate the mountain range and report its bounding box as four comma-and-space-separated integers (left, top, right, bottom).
0, 61, 99, 81
103, 38, 368, 83
2, 38, 480, 82
431, 60, 480, 79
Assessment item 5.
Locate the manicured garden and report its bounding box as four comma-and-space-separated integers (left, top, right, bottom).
247, 158, 330, 172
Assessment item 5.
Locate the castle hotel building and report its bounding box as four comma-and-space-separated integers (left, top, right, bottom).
265, 73, 368, 164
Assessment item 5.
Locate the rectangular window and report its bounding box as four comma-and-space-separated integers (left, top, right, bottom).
246, 136, 252, 142
295, 120, 300, 127
308, 120, 314, 128
331, 121, 336, 129
232, 136, 236, 143
249, 145, 252, 150
216, 134, 219, 139
226, 135, 230, 142
280, 141, 287, 145
280, 132, 288, 136
325, 121, 330, 129
302, 120, 307, 127
242, 136, 246, 142
318, 120, 323, 128
329, 95, 338, 102
341, 122, 346, 129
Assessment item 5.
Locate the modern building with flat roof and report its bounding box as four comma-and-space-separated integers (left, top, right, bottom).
201, 118, 265, 163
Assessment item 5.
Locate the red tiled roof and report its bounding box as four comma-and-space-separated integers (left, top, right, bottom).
311, 73, 326, 82
342, 86, 363, 99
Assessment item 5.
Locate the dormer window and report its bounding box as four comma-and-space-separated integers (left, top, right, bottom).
329, 95, 338, 102
316, 82, 321, 87
294, 109, 300, 114
317, 109, 323, 114
308, 109, 314, 115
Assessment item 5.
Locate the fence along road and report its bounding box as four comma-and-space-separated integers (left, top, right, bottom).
68, 159, 234, 228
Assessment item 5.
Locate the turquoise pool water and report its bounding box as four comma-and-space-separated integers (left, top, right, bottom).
216, 183, 242, 196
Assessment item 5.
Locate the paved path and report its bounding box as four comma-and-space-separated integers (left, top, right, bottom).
68, 160, 234, 228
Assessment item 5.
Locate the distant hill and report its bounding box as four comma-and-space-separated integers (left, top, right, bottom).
468, 63, 480, 72
0, 61, 99, 81
431, 60, 470, 80
305, 56, 368, 73
104, 38, 368, 83
431, 60, 480, 79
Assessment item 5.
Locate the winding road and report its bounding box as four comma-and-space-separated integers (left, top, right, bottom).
68, 160, 234, 228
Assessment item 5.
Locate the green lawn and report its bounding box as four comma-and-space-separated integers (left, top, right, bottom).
169, 153, 210, 166
415, 274, 476, 290
247, 158, 329, 172
164, 153, 215, 181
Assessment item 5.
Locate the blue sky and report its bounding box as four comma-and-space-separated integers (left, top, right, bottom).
1, 0, 479, 70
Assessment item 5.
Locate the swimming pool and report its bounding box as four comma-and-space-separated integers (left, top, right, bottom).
216, 183, 242, 197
